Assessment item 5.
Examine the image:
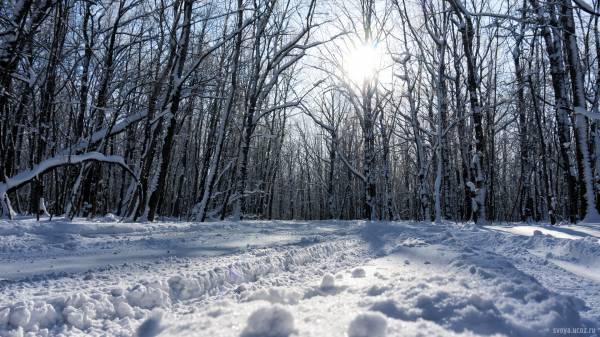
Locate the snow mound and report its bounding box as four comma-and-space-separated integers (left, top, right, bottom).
528, 234, 600, 263
165, 240, 356, 302
8, 303, 31, 327
348, 312, 387, 337
136, 312, 164, 337
320, 273, 335, 290
370, 299, 408, 319
351, 268, 366, 278
303, 272, 348, 299
167, 275, 204, 301
371, 276, 589, 336
366, 285, 390, 296
240, 305, 295, 337
128, 282, 171, 309
0, 293, 119, 333
440, 253, 589, 335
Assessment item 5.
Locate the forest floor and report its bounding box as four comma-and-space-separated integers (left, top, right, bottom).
0, 217, 599, 337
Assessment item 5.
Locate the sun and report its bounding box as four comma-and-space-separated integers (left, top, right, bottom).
342, 43, 384, 85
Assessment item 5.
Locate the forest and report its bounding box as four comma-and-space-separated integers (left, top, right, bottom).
1, 0, 600, 225
3, 1, 600, 337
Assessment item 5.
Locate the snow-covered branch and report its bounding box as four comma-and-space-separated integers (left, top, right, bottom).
1, 152, 136, 219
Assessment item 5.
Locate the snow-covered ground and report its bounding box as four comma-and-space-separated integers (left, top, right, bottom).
0, 218, 599, 337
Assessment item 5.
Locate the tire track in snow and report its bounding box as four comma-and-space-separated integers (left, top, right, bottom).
0, 239, 368, 336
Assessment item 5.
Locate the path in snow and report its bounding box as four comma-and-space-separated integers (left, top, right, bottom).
0, 218, 598, 337
484, 223, 600, 322
486, 223, 600, 241
0, 217, 355, 280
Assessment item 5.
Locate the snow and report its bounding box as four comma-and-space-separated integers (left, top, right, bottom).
486, 223, 600, 241
351, 267, 366, 278
0, 218, 599, 337
347, 312, 387, 337
240, 305, 295, 337
136, 313, 164, 337
549, 259, 600, 283
320, 274, 336, 290
244, 288, 302, 305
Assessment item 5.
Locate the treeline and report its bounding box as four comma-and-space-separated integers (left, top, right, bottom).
0, 0, 599, 224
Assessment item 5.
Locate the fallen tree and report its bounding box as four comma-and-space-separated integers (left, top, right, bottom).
1, 152, 136, 219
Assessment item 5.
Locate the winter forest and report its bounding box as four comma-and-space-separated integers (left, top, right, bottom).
1, 0, 600, 337
0, 0, 599, 225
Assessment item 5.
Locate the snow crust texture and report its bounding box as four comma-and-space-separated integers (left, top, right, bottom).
240, 305, 295, 337
0, 218, 599, 337
0, 219, 361, 336
347, 312, 387, 337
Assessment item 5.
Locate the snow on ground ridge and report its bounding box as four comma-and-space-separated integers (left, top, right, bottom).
0, 239, 359, 336
362, 222, 598, 336
156, 221, 599, 337
1, 219, 600, 337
